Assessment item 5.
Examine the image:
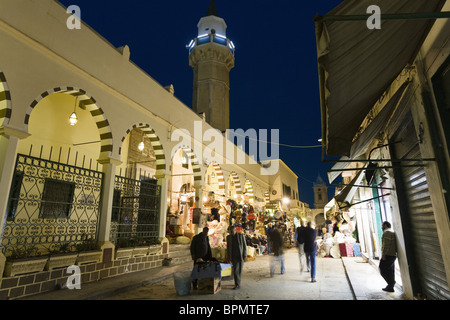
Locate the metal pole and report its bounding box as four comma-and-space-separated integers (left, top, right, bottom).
338, 193, 391, 210
314, 12, 450, 22
327, 164, 427, 172
323, 158, 435, 163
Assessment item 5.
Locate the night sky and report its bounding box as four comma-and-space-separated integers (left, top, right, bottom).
57, 0, 344, 206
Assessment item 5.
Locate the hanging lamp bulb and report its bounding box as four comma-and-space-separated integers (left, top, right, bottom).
138, 141, 145, 151
69, 112, 78, 126
69, 97, 79, 126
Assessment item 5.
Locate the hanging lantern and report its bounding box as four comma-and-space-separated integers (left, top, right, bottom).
69, 97, 79, 126
69, 112, 78, 126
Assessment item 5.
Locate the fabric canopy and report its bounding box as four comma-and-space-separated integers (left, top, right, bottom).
315, 0, 446, 157
334, 169, 365, 210
327, 68, 415, 184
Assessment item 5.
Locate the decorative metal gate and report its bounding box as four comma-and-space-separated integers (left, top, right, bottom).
110, 175, 161, 247
2, 154, 103, 256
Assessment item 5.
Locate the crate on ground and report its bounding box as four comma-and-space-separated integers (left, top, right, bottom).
197, 277, 221, 295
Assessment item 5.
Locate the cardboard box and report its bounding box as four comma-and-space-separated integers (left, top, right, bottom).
197, 277, 221, 295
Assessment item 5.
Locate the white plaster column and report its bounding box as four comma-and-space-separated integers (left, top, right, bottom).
0, 125, 29, 237
158, 175, 169, 239
194, 185, 204, 234
0, 125, 29, 278
97, 156, 122, 261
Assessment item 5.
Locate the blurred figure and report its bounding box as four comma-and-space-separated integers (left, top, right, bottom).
270, 227, 285, 276
295, 220, 307, 272
226, 225, 247, 289
304, 222, 318, 282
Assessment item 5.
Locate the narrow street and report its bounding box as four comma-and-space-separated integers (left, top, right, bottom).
104, 248, 405, 301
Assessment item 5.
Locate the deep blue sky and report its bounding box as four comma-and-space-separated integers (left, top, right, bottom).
58, 0, 343, 206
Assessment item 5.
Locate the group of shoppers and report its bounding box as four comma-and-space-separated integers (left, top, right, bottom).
190, 219, 398, 293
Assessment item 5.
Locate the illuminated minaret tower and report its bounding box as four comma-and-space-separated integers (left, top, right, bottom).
188, 0, 235, 133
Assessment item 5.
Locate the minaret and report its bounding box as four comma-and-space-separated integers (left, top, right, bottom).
188, 0, 235, 133
313, 174, 328, 209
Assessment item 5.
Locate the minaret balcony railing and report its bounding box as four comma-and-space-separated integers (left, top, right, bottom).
187, 33, 235, 55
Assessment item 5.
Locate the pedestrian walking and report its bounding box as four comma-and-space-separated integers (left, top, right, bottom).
379, 221, 397, 292
190, 227, 212, 289
295, 220, 307, 272
303, 221, 318, 282
226, 225, 247, 289
270, 227, 285, 276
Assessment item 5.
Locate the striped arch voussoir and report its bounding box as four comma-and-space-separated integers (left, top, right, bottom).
245, 180, 255, 202
212, 162, 225, 192
26, 87, 113, 159
0, 71, 12, 127
230, 172, 243, 195
119, 124, 166, 177
182, 147, 202, 184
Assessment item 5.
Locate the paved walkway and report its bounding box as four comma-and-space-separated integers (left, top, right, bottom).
20, 248, 407, 301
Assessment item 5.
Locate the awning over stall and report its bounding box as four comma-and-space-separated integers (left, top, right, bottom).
315, 0, 446, 157
327, 74, 414, 184
334, 169, 365, 209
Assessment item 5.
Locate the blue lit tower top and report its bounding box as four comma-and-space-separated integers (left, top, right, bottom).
187, 0, 235, 55
188, 0, 235, 132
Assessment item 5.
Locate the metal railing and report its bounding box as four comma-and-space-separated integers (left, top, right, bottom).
110, 173, 161, 248
2, 153, 103, 256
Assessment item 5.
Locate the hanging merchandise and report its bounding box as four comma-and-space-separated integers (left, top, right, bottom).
275, 210, 283, 219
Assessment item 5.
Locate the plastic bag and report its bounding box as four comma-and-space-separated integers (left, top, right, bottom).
173, 271, 192, 296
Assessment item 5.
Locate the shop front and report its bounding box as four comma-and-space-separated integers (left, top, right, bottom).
201, 163, 229, 258
167, 148, 196, 241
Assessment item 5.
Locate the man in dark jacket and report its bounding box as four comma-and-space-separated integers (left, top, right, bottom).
190, 227, 212, 289
226, 225, 247, 289
265, 223, 274, 254
303, 222, 318, 282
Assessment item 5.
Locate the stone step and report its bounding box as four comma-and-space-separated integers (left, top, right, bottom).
169, 244, 191, 252
167, 244, 191, 266
170, 255, 193, 266
169, 249, 191, 259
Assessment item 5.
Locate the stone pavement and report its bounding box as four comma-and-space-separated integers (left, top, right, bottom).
19, 248, 407, 301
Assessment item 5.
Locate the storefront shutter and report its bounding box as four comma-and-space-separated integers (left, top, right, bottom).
392, 113, 450, 300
